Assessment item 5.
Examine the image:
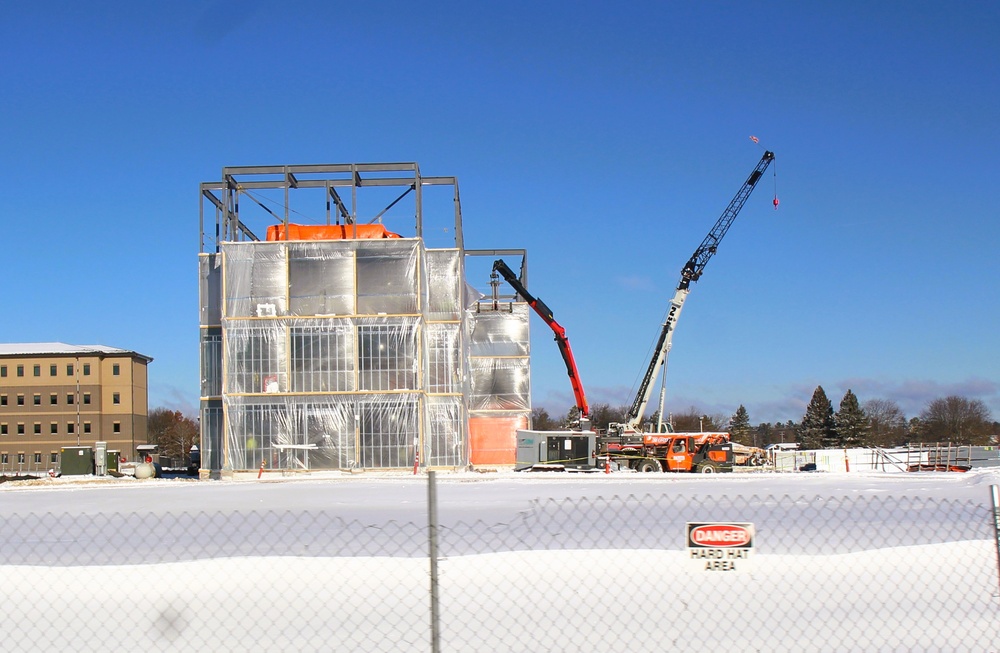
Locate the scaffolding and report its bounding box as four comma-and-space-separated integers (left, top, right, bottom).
198, 163, 531, 473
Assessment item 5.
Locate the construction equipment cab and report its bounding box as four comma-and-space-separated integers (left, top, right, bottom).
638, 433, 734, 473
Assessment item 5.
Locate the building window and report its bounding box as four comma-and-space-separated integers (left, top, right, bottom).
50, 394, 58, 405
113, 393, 121, 405
0, 395, 6, 406
83, 422, 91, 434
0, 424, 6, 435
50, 364, 57, 376
17, 395, 25, 406
50, 423, 58, 435
17, 423, 24, 435
67, 364, 74, 376
83, 363, 91, 376
113, 363, 120, 376
33, 394, 41, 406
33, 423, 41, 435
113, 422, 121, 434
67, 422, 74, 434
50, 452, 58, 464
33, 365, 40, 377
18, 453, 25, 464
1, 454, 7, 464
0, 365, 5, 377
66, 394, 74, 405
17, 365, 24, 377
83, 393, 91, 405
34, 453, 41, 464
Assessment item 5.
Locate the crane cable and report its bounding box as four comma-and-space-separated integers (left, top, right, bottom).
772, 157, 779, 210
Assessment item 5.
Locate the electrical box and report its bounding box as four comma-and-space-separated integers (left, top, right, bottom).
94, 441, 107, 476
516, 430, 596, 471
60, 446, 94, 476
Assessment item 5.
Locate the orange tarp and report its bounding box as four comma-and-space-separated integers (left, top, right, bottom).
265, 223, 402, 241
469, 415, 529, 466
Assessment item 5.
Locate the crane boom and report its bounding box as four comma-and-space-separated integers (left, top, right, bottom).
492, 259, 590, 419
625, 150, 774, 430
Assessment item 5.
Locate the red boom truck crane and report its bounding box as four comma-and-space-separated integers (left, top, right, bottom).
492, 259, 597, 471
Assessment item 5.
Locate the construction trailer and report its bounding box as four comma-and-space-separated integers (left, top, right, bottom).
198, 163, 531, 475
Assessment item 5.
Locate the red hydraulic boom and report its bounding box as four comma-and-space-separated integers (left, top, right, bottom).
492, 259, 590, 419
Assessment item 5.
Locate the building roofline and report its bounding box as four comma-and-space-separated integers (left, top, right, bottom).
0, 343, 153, 363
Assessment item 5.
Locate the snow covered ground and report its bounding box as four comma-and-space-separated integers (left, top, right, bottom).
2, 468, 1000, 651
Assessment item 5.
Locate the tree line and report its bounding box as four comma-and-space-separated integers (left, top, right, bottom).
533, 386, 998, 449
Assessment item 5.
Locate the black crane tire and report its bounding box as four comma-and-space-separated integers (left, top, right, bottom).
636, 459, 662, 473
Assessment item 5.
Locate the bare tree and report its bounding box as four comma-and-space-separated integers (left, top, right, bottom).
862, 398, 907, 448
919, 396, 993, 445
148, 408, 199, 464
531, 407, 557, 431
669, 407, 725, 432
587, 403, 629, 432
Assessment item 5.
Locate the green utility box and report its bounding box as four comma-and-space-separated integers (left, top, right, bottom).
107, 450, 120, 473
60, 446, 94, 476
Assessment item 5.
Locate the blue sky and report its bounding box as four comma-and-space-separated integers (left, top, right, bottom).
2, 1, 997, 425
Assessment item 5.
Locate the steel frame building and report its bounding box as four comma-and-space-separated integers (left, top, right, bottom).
198, 163, 531, 475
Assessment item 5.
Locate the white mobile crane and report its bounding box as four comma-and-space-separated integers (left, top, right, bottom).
599, 150, 775, 471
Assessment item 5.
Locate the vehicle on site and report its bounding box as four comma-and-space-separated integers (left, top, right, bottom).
598, 149, 776, 473
601, 431, 735, 473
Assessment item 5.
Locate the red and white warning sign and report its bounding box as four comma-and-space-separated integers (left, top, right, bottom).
686, 522, 755, 571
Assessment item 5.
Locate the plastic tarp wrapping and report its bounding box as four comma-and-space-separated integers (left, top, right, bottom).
468, 357, 531, 411
469, 304, 531, 357
200, 327, 222, 398
199, 254, 222, 326
425, 249, 462, 321
223, 243, 288, 318
200, 399, 223, 472
202, 235, 526, 471
289, 319, 356, 393
356, 316, 421, 391
224, 393, 420, 471
224, 320, 288, 395
424, 396, 464, 467
356, 241, 419, 315
425, 323, 461, 394
287, 243, 355, 316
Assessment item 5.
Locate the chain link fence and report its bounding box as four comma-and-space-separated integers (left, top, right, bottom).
2, 475, 999, 652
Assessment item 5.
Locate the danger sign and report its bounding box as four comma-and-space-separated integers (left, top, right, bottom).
686, 522, 755, 571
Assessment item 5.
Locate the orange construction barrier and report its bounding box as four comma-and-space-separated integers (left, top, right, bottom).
468, 415, 528, 466
265, 223, 402, 241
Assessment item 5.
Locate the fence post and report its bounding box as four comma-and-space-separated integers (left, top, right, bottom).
991, 485, 1000, 597
428, 470, 441, 653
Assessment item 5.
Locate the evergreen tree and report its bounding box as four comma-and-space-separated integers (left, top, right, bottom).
835, 389, 868, 447
729, 405, 753, 444
798, 386, 836, 449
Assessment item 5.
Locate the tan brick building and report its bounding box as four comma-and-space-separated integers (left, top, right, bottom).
0, 343, 152, 474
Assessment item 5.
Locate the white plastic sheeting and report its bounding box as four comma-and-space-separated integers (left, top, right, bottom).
467, 304, 531, 412
201, 238, 481, 471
